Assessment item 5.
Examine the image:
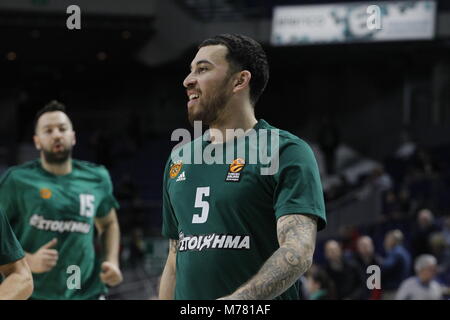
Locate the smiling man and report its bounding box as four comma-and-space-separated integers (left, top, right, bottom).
0, 101, 122, 299
159, 34, 326, 300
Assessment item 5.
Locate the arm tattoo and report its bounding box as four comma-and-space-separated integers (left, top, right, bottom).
169, 239, 178, 254
230, 214, 317, 300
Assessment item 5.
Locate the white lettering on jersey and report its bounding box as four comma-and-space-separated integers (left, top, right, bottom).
178, 232, 250, 252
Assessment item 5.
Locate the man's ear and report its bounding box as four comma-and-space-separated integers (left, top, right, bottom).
72, 131, 76, 146
33, 135, 41, 150
233, 70, 251, 93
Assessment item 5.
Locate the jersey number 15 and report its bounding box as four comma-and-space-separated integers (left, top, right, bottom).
80, 194, 95, 217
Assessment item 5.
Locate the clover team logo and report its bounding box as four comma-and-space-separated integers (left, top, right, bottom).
40, 188, 52, 199
225, 158, 245, 182
169, 161, 183, 179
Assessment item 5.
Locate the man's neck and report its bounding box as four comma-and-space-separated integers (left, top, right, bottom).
40, 156, 72, 176
362, 255, 372, 265
418, 276, 431, 286
208, 101, 257, 144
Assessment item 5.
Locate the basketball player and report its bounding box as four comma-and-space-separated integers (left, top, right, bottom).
0, 101, 122, 299
159, 34, 326, 300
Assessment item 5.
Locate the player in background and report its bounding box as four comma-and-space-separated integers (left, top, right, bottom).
0, 101, 122, 299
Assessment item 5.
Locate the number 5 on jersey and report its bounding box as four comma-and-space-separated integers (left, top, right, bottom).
192, 187, 210, 224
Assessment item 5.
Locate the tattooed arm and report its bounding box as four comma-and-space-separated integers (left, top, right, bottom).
219, 214, 317, 300
159, 239, 178, 300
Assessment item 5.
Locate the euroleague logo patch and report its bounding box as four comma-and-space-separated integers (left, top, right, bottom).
225, 158, 245, 182
40, 188, 52, 199
169, 161, 183, 179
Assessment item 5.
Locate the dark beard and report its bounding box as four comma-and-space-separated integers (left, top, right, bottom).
188, 80, 232, 126
42, 148, 72, 164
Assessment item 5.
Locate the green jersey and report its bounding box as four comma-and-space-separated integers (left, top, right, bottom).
0, 159, 119, 300
0, 209, 24, 265
162, 119, 326, 300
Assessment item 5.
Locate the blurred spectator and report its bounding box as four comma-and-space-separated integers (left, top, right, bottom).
395, 254, 443, 300
394, 129, 416, 160
428, 232, 450, 286
410, 209, 441, 259
368, 166, 393, 193
353, 236, 382, 299
381, 229, 412, 299
406, 149, 440, 211
442, 216, 450, 246
357, 166, 393, 208
381, 191, 406, 220
324, 240, 365, 300
338, 225, 361, 254
305, 266, 337, 300
355, 236, 380, 268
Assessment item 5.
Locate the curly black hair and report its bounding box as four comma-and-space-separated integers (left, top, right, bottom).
34, 100, 71, 132
199, 34, 269, 106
